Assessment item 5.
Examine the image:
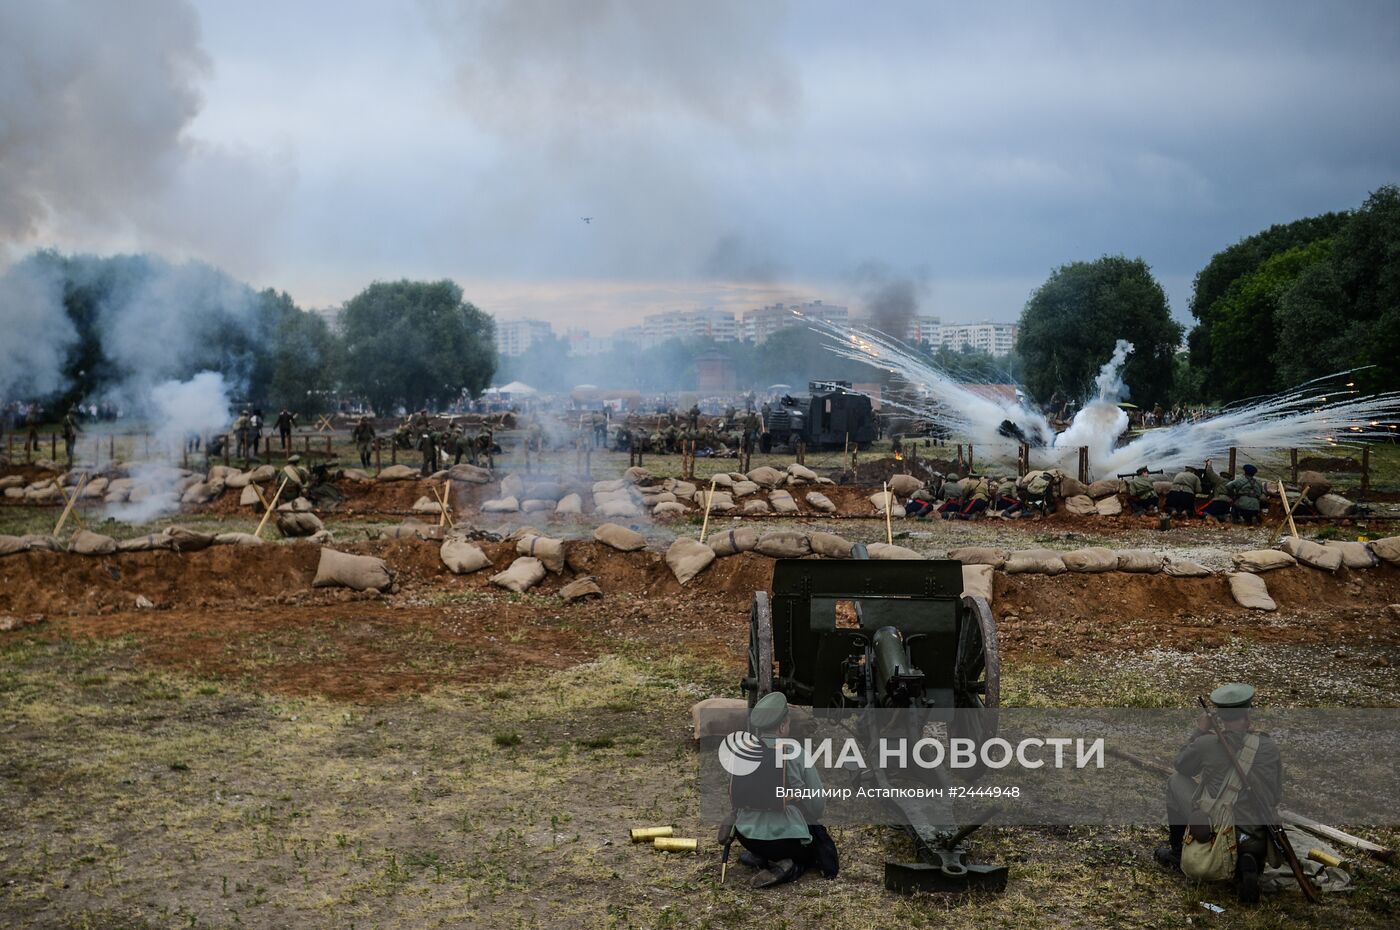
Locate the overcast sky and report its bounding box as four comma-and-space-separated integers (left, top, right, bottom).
2, 0, 1397, 332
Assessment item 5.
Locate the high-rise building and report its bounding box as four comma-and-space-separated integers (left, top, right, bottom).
937, 322, 1019, 357
742, 300, 848, 343
564, 328, 613, 357
640, 308, 738, 345
494, 318, 555, 357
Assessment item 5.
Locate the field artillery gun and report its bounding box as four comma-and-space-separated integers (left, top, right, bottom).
741, 547, 1006, 894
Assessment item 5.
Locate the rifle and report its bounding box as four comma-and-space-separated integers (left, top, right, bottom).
1196, 697, 1320, 903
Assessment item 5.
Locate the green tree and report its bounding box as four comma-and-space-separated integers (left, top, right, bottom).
1203, 239, 1333, 401
258, 290, 340, 416
339, 280, 495, 413
1017, 256, 1182, 405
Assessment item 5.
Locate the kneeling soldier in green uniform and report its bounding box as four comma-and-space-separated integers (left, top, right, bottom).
733, 692, 839, 888
1226, 464, 1266, 525
1156, 683, 1281, 904
1126, 466, 1158, 515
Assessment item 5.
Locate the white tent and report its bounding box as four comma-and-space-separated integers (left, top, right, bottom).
489, 381, 538, 397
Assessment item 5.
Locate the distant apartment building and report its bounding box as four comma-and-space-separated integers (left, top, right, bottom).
495, 318, 555, 357
845, 310, 941, 346
640, 308, 738, 345
937, 321, 1019, 357
564, 328, 613, 357
742, 300, 849, 343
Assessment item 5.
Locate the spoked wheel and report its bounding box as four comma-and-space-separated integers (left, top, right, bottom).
951, 594, 1000, 747
746, 591, 774, 708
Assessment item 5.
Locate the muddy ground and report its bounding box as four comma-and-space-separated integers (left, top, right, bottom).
3, 459, 1400, 929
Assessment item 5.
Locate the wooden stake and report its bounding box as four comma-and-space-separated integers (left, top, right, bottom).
53, 473, 88, 536
699, 476, 719, 544
254, 475, 290, 539
1277, 481, 1301, 540
883, 480, 893, 545
433, 482, 455, 529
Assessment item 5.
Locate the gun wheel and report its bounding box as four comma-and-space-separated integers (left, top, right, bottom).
746, 591, 774, 708
952, 595, 1000, 748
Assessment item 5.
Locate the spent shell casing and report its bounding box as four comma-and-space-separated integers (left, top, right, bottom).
629, 826, 674, 843
1307, 848, 1342, 868
653, 837, 698, 853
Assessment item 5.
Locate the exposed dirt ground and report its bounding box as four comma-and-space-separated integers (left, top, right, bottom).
4, 455, 1400, 929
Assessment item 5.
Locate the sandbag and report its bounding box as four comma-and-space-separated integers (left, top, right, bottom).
180, 480, 223, 504
69, 530, 117, 555
1062, 547, 1118, 573
0, 535, 26, 557
517, 535, 566, 572
239, 485, 261, 507
520, 499, 557, 514
20, 534, 62, 552
117, 533, 173, 552
755, 531, 810, 559
808, 531, 852, 559
1115, 549, 1164, 573
1003, 549, 1066, 575
490, 556, 546, 592
1371, 536, 1400, 565
653, 502, 687, 519
642, 491, 678, 507
707, 473, 733, 489
672, 480, 698, 499
412, 496, 445, 514
742, 499, 771, 515
163, 526, 216, 552
1152, 480, 1172, 496
80, 477, 109, 498
1232, 549, 1295, 572
214, 532, 263, 546
746, 466, 784, 488
700, 490, 735, 513
1323, 540, 1379, 569
594, 522, 646, 552
247, 464, 277, 483
709, 526, 759, 557
787, 463, 818, 483
888, 474, 923, 496
560, 576, 603, 603
1229, 572, 1276, 611
555, 493, 583, 514
597, 499, 643, 518
1095, 496, 1123, 516
1314, 493, 1354, 518
1163, 558, 1212, 578
441, 538, 491, 574
339, 468, 372, 482
0, 476, 23, 490
446, 463, 493, 484
378, 520, 445, 540
624, 466, 655, 485
961, 564, 994, 602
310, 548, 391, 591
1063, 494, 1096, 516
593, 478, 626, 494
666, 537, 716, 585
482, 496, 520, 513
731, 480, 761, 498
377, 464, 419, 481
865, 542, 922, 560
1280, 537, 1343, 572
805, 491, 836, 513
868, 490, 897, 512
1058, 475, 1088, 497
276, 512, 324, 538
945, 546, 1007, 568
1086, 479, 1124, 499
1296, 471, 1330, 500
4, 487, 25, 499
768, 490, 799, 514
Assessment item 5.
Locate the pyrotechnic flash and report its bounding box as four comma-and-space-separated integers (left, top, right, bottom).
813, 319, 1400, 478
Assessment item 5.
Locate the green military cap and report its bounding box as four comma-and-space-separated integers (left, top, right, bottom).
287, 454, 301, 463
946, 473, 960, 482
1209, 683, 1254, 708
749, 692, 788, 733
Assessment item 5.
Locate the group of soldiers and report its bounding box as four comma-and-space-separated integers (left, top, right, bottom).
616, 407, 765, 458
1122, 459, 1269, 524
387, 411, 497, 475
227, 408, 300, 461
903, 470, 1054, 520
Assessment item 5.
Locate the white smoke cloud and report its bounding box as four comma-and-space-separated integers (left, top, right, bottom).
0, 257, 78, 399
1052, 340, 1134, 466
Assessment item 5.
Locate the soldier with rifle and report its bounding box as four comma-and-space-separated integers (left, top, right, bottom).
1156, 683, 1317, 904
351, 416, 376, 469
1125, 466, 1159, 516
61, 407, 81, 466
275, 408, 297, 451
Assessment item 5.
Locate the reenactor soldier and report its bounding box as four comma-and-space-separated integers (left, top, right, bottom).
592, 411, 607, 448
1157, 683, 1281, 904
615, 425, 632, 452
648, 430, 662, 453
351, 416, 376, 469
724, 404, 737, 422
1166, 468, 1202, 518
1200, 459, 1233, 522
249, 408, 264, 458
232, 409, 252, 459
1226, 464, 1266, 525
742, 411, 761, 452
664, 423, 680, 454
687, 404, 701, 431
24, 404, 42, 456
474, 426, 494, 464
282, 454, 309, 491
417, 426, 439, 476
729, 692, 839, 888
1126, 466, 1158, 515
275, 408, 296, 451
61, 407, 81, 465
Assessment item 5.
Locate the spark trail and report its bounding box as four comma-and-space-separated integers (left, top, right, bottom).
812, 319, 1400, 478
